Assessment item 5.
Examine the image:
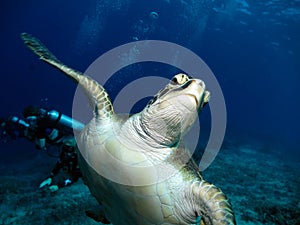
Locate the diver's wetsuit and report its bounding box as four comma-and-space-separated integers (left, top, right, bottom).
1, 105, 84, 191
49, 143, 82, 188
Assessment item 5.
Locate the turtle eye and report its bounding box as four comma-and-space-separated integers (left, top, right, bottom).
171, 74, 189, 85
172, 77, 178, 84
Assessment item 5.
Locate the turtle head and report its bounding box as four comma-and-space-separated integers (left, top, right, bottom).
141, 73, 210, 146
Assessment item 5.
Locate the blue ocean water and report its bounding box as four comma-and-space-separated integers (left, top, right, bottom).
0, 0, 299, 224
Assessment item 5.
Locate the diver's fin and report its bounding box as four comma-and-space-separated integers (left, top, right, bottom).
21, 33, 114, 121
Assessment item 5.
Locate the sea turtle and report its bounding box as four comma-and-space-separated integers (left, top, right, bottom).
21, 33, 236, 225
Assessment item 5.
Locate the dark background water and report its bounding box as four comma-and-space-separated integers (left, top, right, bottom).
1, 0, 299, 163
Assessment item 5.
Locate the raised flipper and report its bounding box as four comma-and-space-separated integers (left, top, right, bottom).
21, 33, 114, 121
190, 180, 236, 225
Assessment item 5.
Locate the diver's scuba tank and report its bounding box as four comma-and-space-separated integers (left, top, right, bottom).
23, 106, 84, 133
45, 109, 84, 132
22, 106, 84, 149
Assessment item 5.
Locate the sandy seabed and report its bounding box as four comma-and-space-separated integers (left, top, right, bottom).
0, 140, 299, 225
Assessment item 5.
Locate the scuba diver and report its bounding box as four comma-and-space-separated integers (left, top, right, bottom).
0, 105, 85, 192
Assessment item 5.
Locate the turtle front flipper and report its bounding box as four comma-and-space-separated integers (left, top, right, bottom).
21, 33, 114, 121
190, 180, 236, 225
85, 205, 110, 224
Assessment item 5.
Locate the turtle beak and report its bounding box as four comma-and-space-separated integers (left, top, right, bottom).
201, 91, 210, 108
